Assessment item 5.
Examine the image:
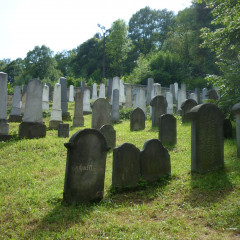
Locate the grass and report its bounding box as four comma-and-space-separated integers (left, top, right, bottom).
0, 102, 240, 239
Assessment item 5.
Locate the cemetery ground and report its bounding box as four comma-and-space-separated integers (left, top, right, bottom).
1, 103, 240, 240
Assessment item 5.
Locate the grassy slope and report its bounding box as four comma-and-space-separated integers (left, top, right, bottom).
0, 102, 240, 239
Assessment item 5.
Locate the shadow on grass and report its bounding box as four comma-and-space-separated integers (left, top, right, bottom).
184, 168, 234, 207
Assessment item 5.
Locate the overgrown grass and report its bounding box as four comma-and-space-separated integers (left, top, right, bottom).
1, 103, 240, 239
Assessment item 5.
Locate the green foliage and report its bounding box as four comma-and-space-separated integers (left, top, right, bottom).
7, 82, 14, 94
119, 108, 134, 120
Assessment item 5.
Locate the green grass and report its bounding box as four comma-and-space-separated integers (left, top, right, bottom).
1, 102, 240, 239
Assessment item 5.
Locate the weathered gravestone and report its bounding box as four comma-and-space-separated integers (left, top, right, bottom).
99, 83, 105, 98
207, 89, 219, 101
150, 95, 167, 127
83, 88, 91, 114
166, 92, 173, 115
181, 99, 198, 123
59, 77, 71, 120
223, 119, 232, 139
146, 78, 154, 105
106, 79, 113, 100
73, 91, 84, 127
58, 123, 69, 138
9, 85, 22, 122
92, 98, 111, 130
92, 83, 98, 101
19, 79, 46, 139
63, 129, 109, 203
119, 79, 125, 105
136, 88, 146, 115
21, 84, 27, 115
111, 89, 120, 122
100, 124, 116, 149
140, 139, 171, 182
42, 84, 49, 111
159, 114, 176, 145
112, 143, 140, 189
188, 103, 224, 173
125, 83, 132, 109
69, 85, 74, 102
232, 103, 240, 157
130, 107, 145, 131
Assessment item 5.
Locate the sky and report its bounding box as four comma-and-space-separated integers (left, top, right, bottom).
0, 0, 193, 60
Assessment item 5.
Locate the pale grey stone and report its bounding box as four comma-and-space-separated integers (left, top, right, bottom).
125, 83, 132, 109
146, 78, 154, 105
83, 88, 91, 113
73, 91, 84, 127
99, 83, 105, 98
10, 85, 21, 116
42, 84, 49, 111
111, 89, 120, 122
232, 103, 240, 157
92, 83, 98, 101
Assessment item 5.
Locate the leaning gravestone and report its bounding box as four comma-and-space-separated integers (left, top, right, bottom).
112, 143, 140, 189
63, 129, 109, 203
188, 103, 224, 173
130, 107, 145, 131
232, 103, 240, 157
150, 95, 167, 127
181, 99, 198, 123
59, 77, 71, 120
111, 89, 120, 122
58, 123, 69, 138
140, 139, 171, 182
100, 124, 116, 149
73, 91, 84, 127
92, 98, 111, 129
159, 114, 176, 145
19, 79, 46, 139
9, 85, 22, 122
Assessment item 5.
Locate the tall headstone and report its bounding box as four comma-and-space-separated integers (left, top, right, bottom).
140, 139, 171, 182
112, 143, 140, 189
153, 83, 161, 96
59, 77, 71, 120
100, 124, 116, 149
111, 76, 120, 104
174, 82, 178, 102
188, 103, 224, 173
83, 88, 91, 114
146, 78, 154, 105
159, 114, 176, 145
73, 91, 84, 127
42, 84, 49, 111
207, 89, 219, 101
177, 89, 186, 114
136, 88, 146, 115
19, 79, 46, 139
150, 95, 167, 127
63, 129, 109, 203
130, 107, 145, 131
106, 79, 113, 99
69, 85, 74, 102
92, 98, 111, 129
119, 79, 125, 105
181, 83, 187, 102
202, 88, 208, 103
189, 93, 198, 104
49, 83, 62, 129
111, 89, 120, 122
92, 83, 98, 101
181, 99, 197, 123
125, 83, 132, 109
232, 103, 240, 157
195, 88, 200, 104
81, 81, 86, 94
99, 83, 105, 98
166, 92, 173, 114
170, 84, 176, 103
9, 85, 22, 122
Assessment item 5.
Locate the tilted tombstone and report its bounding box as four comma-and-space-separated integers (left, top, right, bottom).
150, 95, 167, 127
106, 79, 113, 99
130, 107, 145, 131
19, 79, 46, 139
69, 85, 74, 102
136, 88, 146, 115
232, 103, 240, 157
49, 83, 62, 129
99, 83, 105, 98
42, 84, 49, 111
83, 88, 91, 114
166, 92, 173, 114
181, 99, 198, 123
9, 85, 22, 122
125, 83, 132, 109
223, 119, 232, 139
100, 124, 116, 149
159, 114, 176, 145
146, 78, 154, 105
73, 91, 84, 127
92, 98, 111, 129
140, 139, 171, 182
111, 89, 120, 122
92, 83, 98, 101
59, 77, 71, 120
58, 123, 69, 138
188, 103, 224, 173
112, 143, 140, 189
63, 128, 109, 203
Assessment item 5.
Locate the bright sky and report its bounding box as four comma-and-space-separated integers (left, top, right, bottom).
0, 0, 193, 60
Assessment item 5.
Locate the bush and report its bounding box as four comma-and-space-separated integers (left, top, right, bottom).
120, 108, 134, 120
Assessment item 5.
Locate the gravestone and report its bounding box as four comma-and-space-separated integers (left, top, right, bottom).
106, 79, 113, 99
140, 139, 171, 182
73, 91, 84, 127
81, 81, 86, 94
202, 88, 208, 103
170, 84, 176, 103
181, 99, 198, 123
130, 107, 145, 131
159, 114, 176, 145
153, 83, 161, 96
63, 128, 109, 203
125, 83, 132, 109
112, 143, 140, 189
111, 76, 120, 104
49, 83, 62, 129
150, 95, 167, 127
136, 88, 146, 115
42, 84, 49, 111
19, 79, 46, 139
207, 89, 219, 101
119, 79, 125, 105
46, 83, 52, 101
111, 89, 120, 122
232, 103, 240, 157
83, 88, 91, 114
146, 78, 154, 105
58, 123, 69, 138
166, 92, 173, 114
188, 103, 224, 173
69, 85, 74, 102
92, 98, 111, 129
174, 82, 178, 102
100, 124, 116, 149
223, 119, 232, 139
92, 83, 98, 101
189, 93, 198, 104
9, 85, 22, 122
181, 83, 187, 101
177, 89, 186, 114
195, 88, 200, 104
59, 77, 71, 120
99, 83, 105, 98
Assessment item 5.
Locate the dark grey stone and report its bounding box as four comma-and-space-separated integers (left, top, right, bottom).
181, 99, 198, 123
223, 119, 232, 139
107, 79, 113, 99
130, 107, 145, 131
207, 89, 219, 101
99, 124, 116, 149
159, 114, 176, 145
140, 139, 171, 182
19, 122, 46, 139
188, 103, 224, 173
73, 92, 84, 127
111, 89, 120, 122
58, 124, 69, 138
63, 129, 109, 203
112, 143, 140, 189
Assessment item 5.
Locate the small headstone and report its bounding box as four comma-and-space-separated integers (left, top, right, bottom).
125, 83, 132, 109
232, 103, 240, 157
223, 119, 232, 139
63, 129, 109, 203
92, 98, 111, 129
146, 78, 154, 105
73, 91, 84, 127
181, 99, 198, 123
111, 89, 120, 122
42, 84, 49, 111
69, 85, 74, 102
100, 124, 116, 149
9, 85, 22, 122
58, 123, 69, 138
188, 103, 224, 173
83, 88, 91, 114
140, 139, 171, 182
99, 83, 105, 98
59, 77, 71, 120
130, 107, 145, 131
112, 143, 140, 189
159, 114, 176, 145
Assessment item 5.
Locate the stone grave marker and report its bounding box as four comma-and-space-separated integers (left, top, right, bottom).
159, 114, 176, 145
100, 124, 116, 149
125, 83, 132, 109
42, 84, 49, 111
146, 78, 154, 105
92, 83, 98, 101
59, 77, 71, 120
99, 83, 105, 98
207, 89, 219, 101
181, 99, 197, 123
58, 123, 69, 138
106, 79, 113, 99
73, 91, 84, 127
69, 85, 74, 102
232, 103, 240, 157
136, 88, 146, 115
130, 107, 145, 131
111, 89, 120, 122
9, 85, 22, 122
166, 92, 173, 114
83, 88, 91, 114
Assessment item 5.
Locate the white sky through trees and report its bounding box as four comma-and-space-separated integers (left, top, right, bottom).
0, 0, 192, 60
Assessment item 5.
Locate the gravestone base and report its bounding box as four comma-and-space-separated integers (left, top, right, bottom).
49, 120, 62, 130
8, 115, 23, 122
73, 117, 84, 127
0, 119, 9, 135
19, 122, 46, 139
62, 112, 71, 121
